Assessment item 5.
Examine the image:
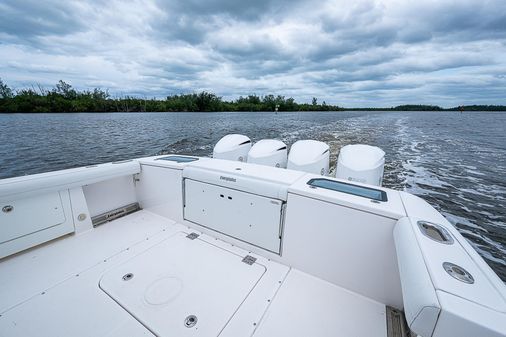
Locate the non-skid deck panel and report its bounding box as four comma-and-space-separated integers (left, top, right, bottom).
0, 210, 176, 313
253, 269, 388, 337
0, 210, 387, 337
100, 232, 266, 336
0, 243, 159, 337
0, 211, 290, 337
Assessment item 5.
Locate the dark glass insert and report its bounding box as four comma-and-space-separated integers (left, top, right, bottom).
155, 155, 199, 163
307, 178, 388, 202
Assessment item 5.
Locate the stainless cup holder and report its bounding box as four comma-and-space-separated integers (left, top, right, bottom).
443, 262, 474, 284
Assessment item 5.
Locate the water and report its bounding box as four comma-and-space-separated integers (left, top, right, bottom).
1, 111, 505, 280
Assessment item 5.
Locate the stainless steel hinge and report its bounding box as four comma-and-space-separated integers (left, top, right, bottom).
133, 173, 140, 185
186, 232, 199, 240
242, 255, 257, 265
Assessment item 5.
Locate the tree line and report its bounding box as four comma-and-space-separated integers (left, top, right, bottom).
1, 78, 505, 112
0, 79, 340, 113
347, 104, 506, 111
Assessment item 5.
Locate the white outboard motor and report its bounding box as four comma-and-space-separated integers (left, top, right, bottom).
336, 144, 385, 186
247, 139, 288, 168
213, 134, 251, 162
287, 140, 330, 175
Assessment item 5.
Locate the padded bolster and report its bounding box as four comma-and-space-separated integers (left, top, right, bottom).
0, 161, 140, 202
394, 217, 441, 337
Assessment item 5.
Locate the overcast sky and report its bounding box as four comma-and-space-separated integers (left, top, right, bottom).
1, 0, 505, 107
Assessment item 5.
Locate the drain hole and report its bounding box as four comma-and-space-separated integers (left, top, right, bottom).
184, 315, 198, 328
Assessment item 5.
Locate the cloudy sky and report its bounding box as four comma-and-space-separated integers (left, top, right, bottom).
1, 0, 505, 107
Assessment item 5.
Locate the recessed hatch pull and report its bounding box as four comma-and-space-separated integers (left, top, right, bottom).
2, 205, 13, 213
242, 255, 257, 265
184, 315, 198, 328
122, 273, 134, 281
186, 232, 199, 240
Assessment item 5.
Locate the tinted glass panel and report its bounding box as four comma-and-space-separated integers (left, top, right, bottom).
156, 156, 199, 163
307, 178, 388, 202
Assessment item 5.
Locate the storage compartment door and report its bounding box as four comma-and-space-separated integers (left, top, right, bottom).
184, 179, 283, 253
99, 232, 265, 337
1, 192, 67, 244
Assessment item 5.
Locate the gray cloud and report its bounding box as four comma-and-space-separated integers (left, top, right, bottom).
0, 0, 505, 107
0, 0, 85, 40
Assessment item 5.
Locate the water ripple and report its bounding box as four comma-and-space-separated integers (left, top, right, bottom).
0, 111, 505, 281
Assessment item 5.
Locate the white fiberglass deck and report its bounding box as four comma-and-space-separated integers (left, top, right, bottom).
0, 210, 386, 337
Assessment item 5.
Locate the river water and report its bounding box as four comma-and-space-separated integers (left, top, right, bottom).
1, 111, 505, 280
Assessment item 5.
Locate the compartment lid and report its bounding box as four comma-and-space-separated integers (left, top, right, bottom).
99, 231, 265, 337
288, 173, 406, 219
183, 158, 306, 200
0, 191, 66, 244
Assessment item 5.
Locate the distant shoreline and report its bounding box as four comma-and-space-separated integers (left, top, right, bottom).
2, 108, 506, 114
1, 79, 505, 113
2, 107, 506, 113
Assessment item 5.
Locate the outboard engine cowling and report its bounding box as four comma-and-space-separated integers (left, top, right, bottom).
213, 134, 251, 162
247, 139, 287, 168
287, 140, 329, 175
336, 144, 385, 186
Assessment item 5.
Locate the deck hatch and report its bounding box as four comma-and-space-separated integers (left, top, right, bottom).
99, 232, 265, 337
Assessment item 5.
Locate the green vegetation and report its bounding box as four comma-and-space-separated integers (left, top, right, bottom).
1, 78, 505, 112
0, 79, 339, 112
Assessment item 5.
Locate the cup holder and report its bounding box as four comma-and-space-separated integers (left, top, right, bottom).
443, 262, 474, 284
